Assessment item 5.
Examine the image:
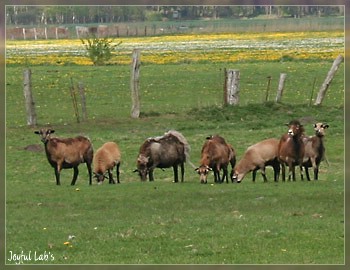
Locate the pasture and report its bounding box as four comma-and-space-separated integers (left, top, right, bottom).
5, 31, 344, 264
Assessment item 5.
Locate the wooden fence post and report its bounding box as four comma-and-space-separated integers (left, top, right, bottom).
314, 54, 343, 105
78, 82, 87, 121
275, 73, 287, 103
265, 76, 272, 102
23, 68, 37, 126
224, 69, 240, 105
131, 49, 141, 118
69, 78, 80, 123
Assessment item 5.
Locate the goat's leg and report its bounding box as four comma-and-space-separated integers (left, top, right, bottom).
252, 169, 257, 182
54, 166, 61, 185
215, 168, 221, 183
71, 166, 79, 185
304, 166, 311, 181
180, 162, 185, 182
273, 163, 280, 182
213, 168, 218, 182
299, 165, 304, 181
314, 166, 319, 180
287, 163, 294, 181
173, 165, 178, 183
281, 163, 286, 181
86, 162, 92, 185
311, 158, 318, 180
149, 169, 154, 181
260, 166, 268, 183
108, 169, 115, 184
291, 165, 296, 181
221, 166, 228, 183
115, 163, 120, 183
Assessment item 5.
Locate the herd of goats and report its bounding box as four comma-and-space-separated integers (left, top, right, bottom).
33, 119, 329, 185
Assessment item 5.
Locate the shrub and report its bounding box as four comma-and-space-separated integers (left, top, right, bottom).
81, 35, 122, 66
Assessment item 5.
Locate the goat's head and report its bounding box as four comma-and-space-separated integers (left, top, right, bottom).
231, 170, 242, 183
285, 120, 304, 137
34, 128, 55, 144
135, 154, 150, 181
195, 165, 212, 184
314, 123, 329, 137
93, 172, 108, 184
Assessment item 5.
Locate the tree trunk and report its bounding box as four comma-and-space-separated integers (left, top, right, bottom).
314, 54, 343, 105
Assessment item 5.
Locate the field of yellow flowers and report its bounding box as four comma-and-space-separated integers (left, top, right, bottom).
6, 31, 343, 66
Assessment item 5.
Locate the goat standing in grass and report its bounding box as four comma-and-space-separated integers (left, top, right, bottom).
232, 138, 280, 183
302, 123, 329, 181
93, 142, 121, 184
196, 135, 236, 184
34, 128, 93, 185
278, 120, 305, 181
135, 130, 191, 182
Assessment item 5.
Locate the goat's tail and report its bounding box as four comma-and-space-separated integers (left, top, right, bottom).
166, 130, 196, 169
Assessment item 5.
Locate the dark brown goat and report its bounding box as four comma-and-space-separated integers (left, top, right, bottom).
232, 138, 280, 183
134, 130, 190, 182
302, 123, 329, 181
278, 120, 305, 181
34, 128, 93, 185
196, 135, 236, 184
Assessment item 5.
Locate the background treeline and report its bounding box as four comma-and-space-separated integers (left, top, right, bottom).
6, 5, 345, 26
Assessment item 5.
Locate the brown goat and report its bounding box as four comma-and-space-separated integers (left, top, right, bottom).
93, 142, 121, 184
278, 120, 305, 181
34, 128, 93, 185
232, 138, 280, 183
196, 135, 236, 184
135, 130, 190, 182
302, 123, 329, 181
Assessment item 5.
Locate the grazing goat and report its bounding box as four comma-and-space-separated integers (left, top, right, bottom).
278, 120, 305, 181
134, 130, 190, 182
93, 142, 121, 184
196, 135, 236, 184
34, 128, 93, 185
232, 138, 280, 183
302, 123, 329, 181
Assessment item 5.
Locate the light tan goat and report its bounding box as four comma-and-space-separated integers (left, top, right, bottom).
93, 142, 121, 184
232, 138, 280, 183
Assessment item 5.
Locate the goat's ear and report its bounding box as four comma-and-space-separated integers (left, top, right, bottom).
48, 129, 55, 134
133, 169, 139, 173
34, 131, 40, 135
205, 166, 212, 171
323, 124, 329, 129
285, 123, 289, 126
195, 168, 199, 172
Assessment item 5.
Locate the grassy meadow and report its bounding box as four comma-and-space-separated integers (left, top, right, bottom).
5, 31, 344, 265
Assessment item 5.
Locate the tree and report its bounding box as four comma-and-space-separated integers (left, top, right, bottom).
81, 35, 122, 66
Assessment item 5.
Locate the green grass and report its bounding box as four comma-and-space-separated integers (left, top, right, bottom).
5, 59, 344, 264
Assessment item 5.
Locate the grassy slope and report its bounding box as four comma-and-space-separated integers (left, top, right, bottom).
5, 60, 344, 264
